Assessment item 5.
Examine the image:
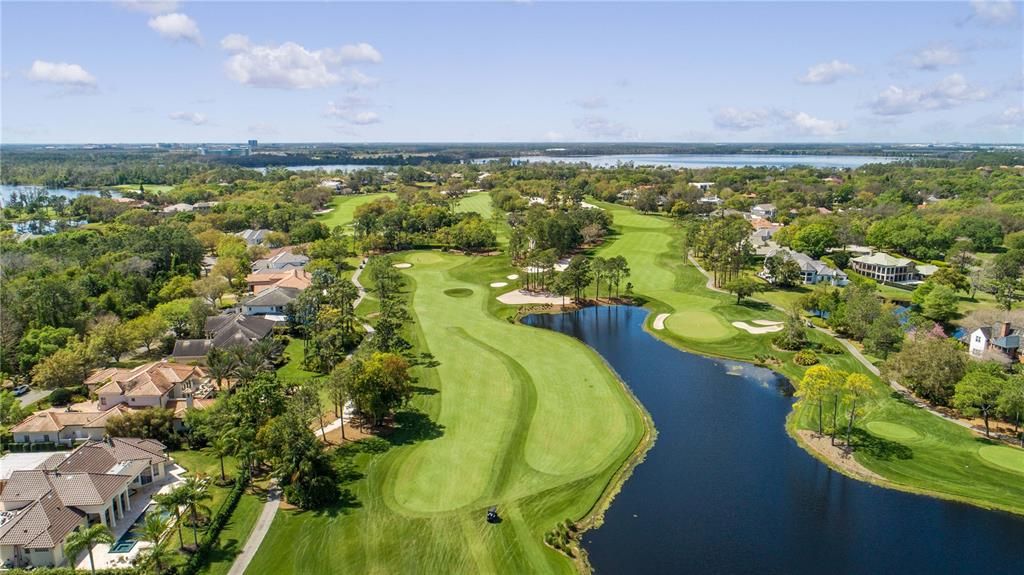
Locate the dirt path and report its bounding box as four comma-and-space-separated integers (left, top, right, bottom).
227, 485, 280, 575
796, 430, 884, 482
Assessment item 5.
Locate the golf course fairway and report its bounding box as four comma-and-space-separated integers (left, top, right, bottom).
247, 251, 645, 574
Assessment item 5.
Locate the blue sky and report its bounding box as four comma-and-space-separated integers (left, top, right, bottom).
2, 1, 1022, 143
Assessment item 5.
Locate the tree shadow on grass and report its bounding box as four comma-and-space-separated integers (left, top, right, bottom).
889, 391, 917, 407
739, 300, 774, 312
410, 385, 438, 396
851, 428, 914, 461
388, 410, 445, 446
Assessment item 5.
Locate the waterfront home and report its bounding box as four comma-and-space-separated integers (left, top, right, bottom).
242, 285, 301, 319
966, 322, 1021, 361
0, 438, 170, 569
850, 252, 932, 284
171, 314, 275, 362
761, 247, 848, 286
246, 267, 312, 294
251, 246, 309, 273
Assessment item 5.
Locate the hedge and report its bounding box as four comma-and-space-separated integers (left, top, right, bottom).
170, 470, 250, 575
7, 569, 137, 575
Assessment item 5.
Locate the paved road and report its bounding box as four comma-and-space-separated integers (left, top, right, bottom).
351, 260, 375, 333
17, 389, 48, 407
226, 485, 280, 575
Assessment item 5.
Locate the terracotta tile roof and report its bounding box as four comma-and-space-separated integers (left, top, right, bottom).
91, 361, 207, 398
50, 472, 130, 507
245, 268, 312, 294
0, 470, 54, 503
0, 492, 85, 548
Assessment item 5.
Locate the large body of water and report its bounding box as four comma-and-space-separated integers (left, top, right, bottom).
253, 164, 385, 174
523, 306, 1023, 574
0, 184, 117, 204
482, 153, 900, 169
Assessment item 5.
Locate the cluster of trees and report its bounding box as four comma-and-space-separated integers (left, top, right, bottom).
366, 256, 413, 354
291, 270, 362, 373
801, 284, 906, 358
353, 195, 495, 253
689, 216, 753, 288
796, 365, 875, 448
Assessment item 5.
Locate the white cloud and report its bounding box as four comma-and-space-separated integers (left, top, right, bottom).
168, 111, 208, 125
325, 97, 380, 125
572, 96, 608, 109
543, 130, 565, 141
26, 60, 97, 87
148, 13, 201, 44
910, 45, 962, 70
869, 74, 989, 115
573, 115, 637, 140
117, 0, 179, 14
712, 107, 772, 130
797, 60, 858, 84
712, 107, 845, 136
221, 35, 382, 89
969, 0, 1019, 25
991, 106, 1024, 127
780, 111, 847, 137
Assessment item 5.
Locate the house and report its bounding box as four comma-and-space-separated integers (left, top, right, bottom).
851, 252, 925, 284
689, 182, 715, 192
242, 285, 301, 318
616, 189, 636, 203
235, 228, 272, 246
0, 438, 169, 569
84, 361, 210, 412
251, 247, 309, 273
751, 203, 777, 220
319, 178, 343, 191
161, 203, 193, 214
246, 268, 312, 294
193, 201, 219, 213
698, 195, 723, 206
7, 407, 131, 446
171, 314, 275, 362
761, 248, 848, 286
966, 322, 1021, 361
822, 175, 843, 185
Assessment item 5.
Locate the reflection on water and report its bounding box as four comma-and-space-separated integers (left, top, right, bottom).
523, 306, 1023, 575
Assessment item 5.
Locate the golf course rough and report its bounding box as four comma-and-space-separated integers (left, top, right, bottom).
249, 251, 645, 574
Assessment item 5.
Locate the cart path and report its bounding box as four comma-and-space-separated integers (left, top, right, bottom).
227, 485, 280, 575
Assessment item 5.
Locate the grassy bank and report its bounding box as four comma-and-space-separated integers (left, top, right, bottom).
593, 201, 1024, 515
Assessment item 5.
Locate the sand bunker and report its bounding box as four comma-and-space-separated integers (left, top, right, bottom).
752, 320, 783, 326
490, 282, 508, 288
496, 290, 564, 305
393, 263, 413, 269
652, 313, 670, 330
507, 274, 520, 280
732, 321, 784, 334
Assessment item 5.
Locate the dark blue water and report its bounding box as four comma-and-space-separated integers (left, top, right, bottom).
523, 306, 1024, 575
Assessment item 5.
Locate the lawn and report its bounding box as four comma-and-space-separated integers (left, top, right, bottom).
110, 184, 175, 194
247, 250, 645, 574
454, 191, 493, 219
317, 192, 394, 230
276, 337, 318, 386
592, 201, 1024, 515
169, 450, 263, 575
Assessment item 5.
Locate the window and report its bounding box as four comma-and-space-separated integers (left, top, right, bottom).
43, 435, 50, 442
975, 336, 982, 343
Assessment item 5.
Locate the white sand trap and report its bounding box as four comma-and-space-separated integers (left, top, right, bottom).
752, 320, 783, 326
732, 321, 784, 334
507, 274, 520, 280
490, 282, 508, 288
393, 263, 413, 269
497, 290, 564, 305
652, 313, 670, 330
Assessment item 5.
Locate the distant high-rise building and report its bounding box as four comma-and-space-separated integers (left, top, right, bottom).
248, 139, 258, 148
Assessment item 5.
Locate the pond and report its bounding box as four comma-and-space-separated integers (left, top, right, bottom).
476, 153, 901, 169
522, 306, 1024, 574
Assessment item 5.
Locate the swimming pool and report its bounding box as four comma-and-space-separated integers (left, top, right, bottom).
109, 505, 172, 554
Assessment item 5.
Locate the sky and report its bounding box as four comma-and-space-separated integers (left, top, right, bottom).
1, 0, 1022, 144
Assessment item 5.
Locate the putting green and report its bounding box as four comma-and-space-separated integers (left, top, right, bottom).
443, 288, 474, 298
406, 251, 444, 265
663, 309, 734, 341
866, 421, 922, 442
978, 446, 1024, 474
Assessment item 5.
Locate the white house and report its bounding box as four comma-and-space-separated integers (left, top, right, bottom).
751, 203, 778, 220
689, 182, 715, 192
966, 322, 1021, 361
761, 248, 848, 286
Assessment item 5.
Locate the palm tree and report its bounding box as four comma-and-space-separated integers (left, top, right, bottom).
205, 347, 237, 391
180, 477, 213, 547
138, 513, 172, 574
204, 431, 239, 482
64, 523, 114, 574
153, 488, 187, 549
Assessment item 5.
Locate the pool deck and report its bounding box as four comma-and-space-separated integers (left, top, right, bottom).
73, 463, 187, 570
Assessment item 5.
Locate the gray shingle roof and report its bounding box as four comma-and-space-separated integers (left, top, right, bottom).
244, 285, 301, 307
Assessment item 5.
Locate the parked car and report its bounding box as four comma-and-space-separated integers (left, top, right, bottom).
12, 384, 31, 397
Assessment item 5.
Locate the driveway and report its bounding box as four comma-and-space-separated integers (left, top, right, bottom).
17, 388, 48, 407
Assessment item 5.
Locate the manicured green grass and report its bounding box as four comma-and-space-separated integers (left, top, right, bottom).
978, 446, 1024, 474
593, 201, 1024, 515
276, 337, 318, 385
454, 192, 493, 219
663, 309, 734, 341
247, 250, 644, 574
317, 192, 394, 230
111, 184, 175, 193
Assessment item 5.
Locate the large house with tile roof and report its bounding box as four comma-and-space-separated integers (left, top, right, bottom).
245, 268, 312, 294
171, 314, 275, 362
0, 438, 168, 569
86, 361, 209, 412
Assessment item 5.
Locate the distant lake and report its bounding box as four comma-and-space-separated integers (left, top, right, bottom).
0, 184, 119, 204
479, 153, 902, 169
523, 306, 1024, 574
254, 164, 386, 174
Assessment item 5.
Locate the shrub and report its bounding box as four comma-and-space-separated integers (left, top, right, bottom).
820, 342, 844, 355
793, 350, 819, 366
48, 387, 73, 406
